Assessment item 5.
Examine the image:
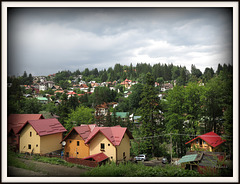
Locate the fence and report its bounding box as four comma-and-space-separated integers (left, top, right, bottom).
65, 157, 98, 167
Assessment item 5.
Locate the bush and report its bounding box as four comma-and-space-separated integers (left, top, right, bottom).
81, 162, 200, 177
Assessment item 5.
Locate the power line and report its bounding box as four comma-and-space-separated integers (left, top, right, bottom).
131, 133, 232, 141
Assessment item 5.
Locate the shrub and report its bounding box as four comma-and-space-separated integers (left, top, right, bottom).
81, 162, 200, 177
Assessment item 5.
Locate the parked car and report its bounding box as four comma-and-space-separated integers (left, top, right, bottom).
134, 154, 148, 162
162, 157, 168, 164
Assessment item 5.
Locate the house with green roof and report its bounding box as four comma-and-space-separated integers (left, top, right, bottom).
112, 112, 129, 121
36, 97, 48, 104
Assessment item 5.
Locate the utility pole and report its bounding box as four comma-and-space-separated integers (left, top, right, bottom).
170, 133, 172, 164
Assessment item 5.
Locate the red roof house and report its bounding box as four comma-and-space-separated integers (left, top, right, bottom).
185, 132, 226, 152
17, 118, 67, 154
62, 124, 98, 158
85, 126, 133, 163
7, 114, 44, 148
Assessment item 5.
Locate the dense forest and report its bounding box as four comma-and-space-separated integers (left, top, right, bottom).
7, 62, 233, 158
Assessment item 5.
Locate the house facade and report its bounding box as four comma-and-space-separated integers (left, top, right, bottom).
62, 124, 97, 158
85, 126, 133, 163
17, 119, 66, 154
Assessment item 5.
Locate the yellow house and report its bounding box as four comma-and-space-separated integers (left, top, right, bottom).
185, 132, 226, 152
85, 125, 134, 163
62, 124, 97, 158
17, 118, 67, 154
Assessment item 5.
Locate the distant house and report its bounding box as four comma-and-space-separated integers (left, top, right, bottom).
39, 80, 55, 91
62, 124, 97, 158
133, 116, 141, 127
17, 118, 67, 154
45, 81, 55, 88
36, 97, 48, 104
39, 82, 48, 91
85, 125, 134, 163
121, 79, 132, 89
67, 91, 77, 98
185, 132, 226, 152
112, 112, 130, 122
7, 114, 44, 150
161, 83, 173, 91
95, 103, 109, 116
79, 84, 89, 92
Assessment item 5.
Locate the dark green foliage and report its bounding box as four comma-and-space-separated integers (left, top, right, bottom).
89, 87, 117, 106
128, 83, 143, 113
81, 162, 200, 177
138, 73, 163, 157
191, 64, 202, 78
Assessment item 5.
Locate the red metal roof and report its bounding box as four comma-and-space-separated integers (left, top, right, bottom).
185, 132, 226, 147
62, 124, 97, 142
82, 152, 108, 162
8, 114, 44, 134
17, 118, 67, 136
85, 126, 133, 146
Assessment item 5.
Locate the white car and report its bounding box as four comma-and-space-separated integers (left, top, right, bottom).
134, 154, 148, 161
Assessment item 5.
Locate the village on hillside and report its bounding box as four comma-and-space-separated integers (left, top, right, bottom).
7, 63, 233, 177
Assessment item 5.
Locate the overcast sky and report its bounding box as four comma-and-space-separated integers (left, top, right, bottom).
7, 7, 233, 76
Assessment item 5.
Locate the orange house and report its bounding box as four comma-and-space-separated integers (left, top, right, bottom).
62, 124, 97, 158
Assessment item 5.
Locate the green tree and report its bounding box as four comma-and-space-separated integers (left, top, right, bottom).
165, 85, 187, 157
191, 64, 202, 78
138, 72, 162, 157
64, 106, 95, 131
21, 98, 43, 114
128, 83, 143, 113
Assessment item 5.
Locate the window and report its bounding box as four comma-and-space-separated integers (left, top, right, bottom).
77, 152, 79, 154
100, 143, 105, 151
108, 144, 110, 146
30, 132, 32, 137
77, 141, 80, 146
69, 140, 72, 143
199, 139, 203, 146
111, 156, 113, 159
28, 144, 31, 149
36, 144, 38, 147
123, 152, 125, 157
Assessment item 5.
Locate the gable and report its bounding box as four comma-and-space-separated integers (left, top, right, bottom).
65, 129, 83, 140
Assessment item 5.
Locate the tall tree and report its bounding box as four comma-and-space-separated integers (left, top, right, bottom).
139, 72, 162, 157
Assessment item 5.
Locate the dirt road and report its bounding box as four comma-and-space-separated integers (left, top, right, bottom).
8, 158, 89, 177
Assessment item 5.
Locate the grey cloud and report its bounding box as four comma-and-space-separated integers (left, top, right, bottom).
7, 7, 233, 76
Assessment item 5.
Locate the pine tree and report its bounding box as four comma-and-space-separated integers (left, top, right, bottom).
139, 72, 162, 157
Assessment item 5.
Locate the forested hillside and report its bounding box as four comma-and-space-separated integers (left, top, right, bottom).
7, 62, 233, 158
